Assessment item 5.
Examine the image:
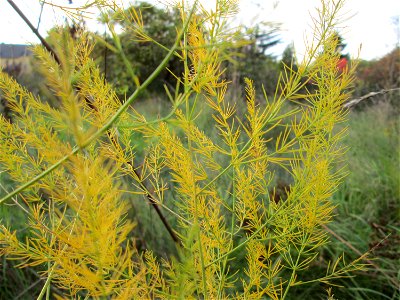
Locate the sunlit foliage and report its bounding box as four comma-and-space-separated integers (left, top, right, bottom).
0, 0, 367, 298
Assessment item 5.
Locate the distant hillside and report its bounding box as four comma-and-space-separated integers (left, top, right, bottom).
0, 44, 31, 59
0, 44, 32, 75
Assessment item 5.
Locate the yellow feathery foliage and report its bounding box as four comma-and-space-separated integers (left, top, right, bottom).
0, 0, 368, 298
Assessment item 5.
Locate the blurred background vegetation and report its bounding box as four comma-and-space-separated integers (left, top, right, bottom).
0, 1, 399, 298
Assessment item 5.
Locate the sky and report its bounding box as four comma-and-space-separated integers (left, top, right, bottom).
0, 0, 399, 61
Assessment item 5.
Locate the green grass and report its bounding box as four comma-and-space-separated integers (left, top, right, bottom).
320, 100, 400, 299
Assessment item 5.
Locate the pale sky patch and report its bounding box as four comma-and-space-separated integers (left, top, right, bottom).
0, 0, 399, 60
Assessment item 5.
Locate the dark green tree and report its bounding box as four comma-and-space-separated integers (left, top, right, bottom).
226, 23, 281, 98
93, 2, 182, 99
281, 43, 297, 72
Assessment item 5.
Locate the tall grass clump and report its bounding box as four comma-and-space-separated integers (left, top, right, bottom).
342, 102, 399, 220
322, 100, 400, 299
0, 0, 368, 298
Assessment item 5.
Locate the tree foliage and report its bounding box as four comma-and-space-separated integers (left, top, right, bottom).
354, 47, 400, 102
225, 23, 282, 98
93, 2, 182, 98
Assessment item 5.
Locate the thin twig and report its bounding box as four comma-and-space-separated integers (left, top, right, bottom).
6, 0, 61, 65
322, 224, 399, 289
133, 167, 181, 244
12, 267, 64, 299
344, 88, 400, 108
37, 0, 45, 30
14, 279, 42, 299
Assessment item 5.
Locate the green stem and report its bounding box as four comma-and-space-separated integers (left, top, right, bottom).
181, 2, 208, 292
36, 263, 56, 300
217, 165, 236, 297
281, 239, 308, 300
204, 223, 266, 269
0, 147, 78, 204
196, 137, 254, 196
108, 21, 140, 87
